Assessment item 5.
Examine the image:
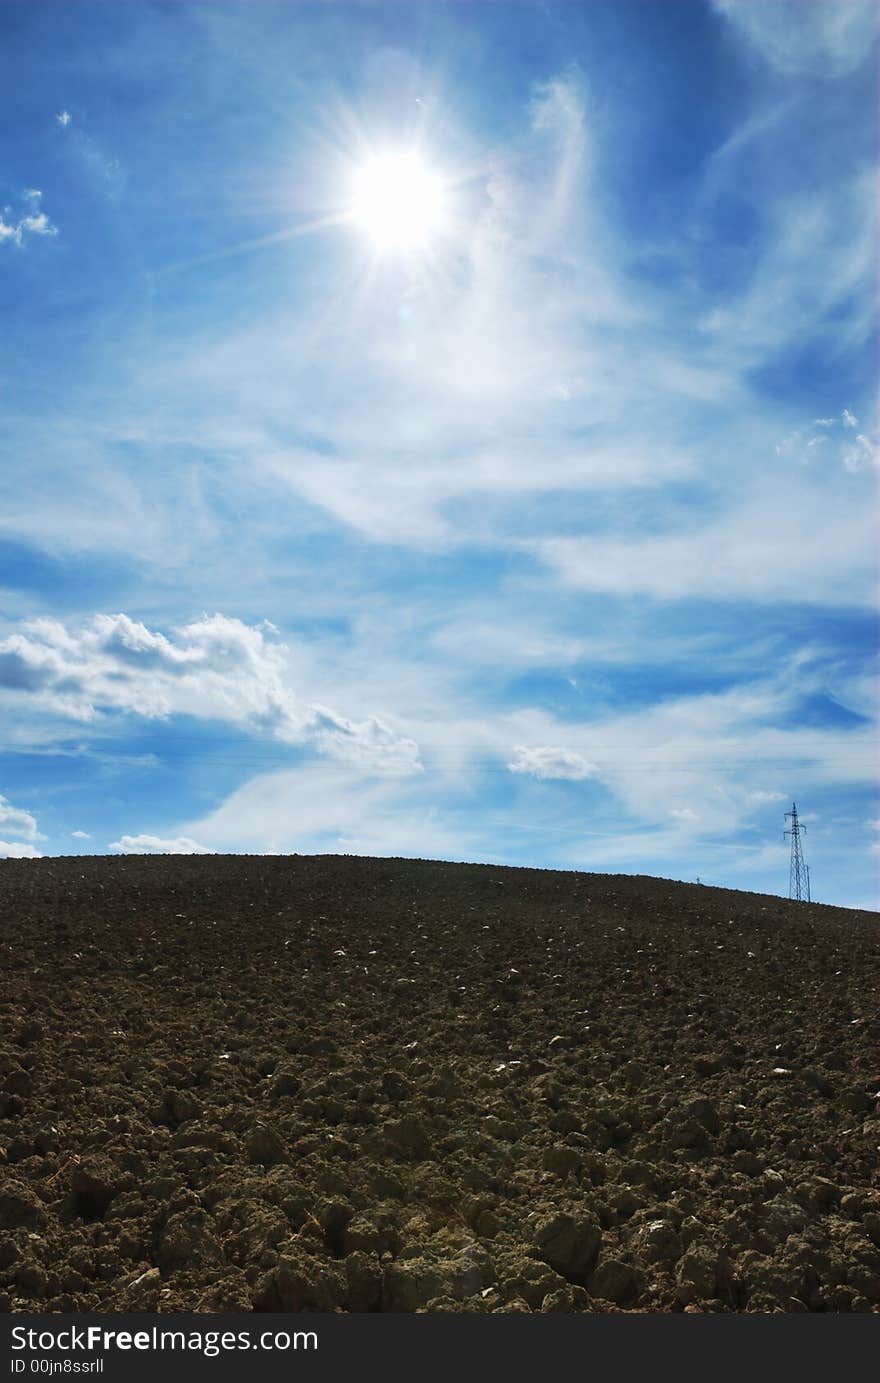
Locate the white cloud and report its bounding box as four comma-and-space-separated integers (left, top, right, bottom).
723, 841, 791, 874
0, 840, 42, 859
307, 704, 421, 775
100, 54, 865, 622
0, 794, 39, 841
712, 0, 878, 78
71, 829, 91, 839
0, 786, 43, 857
0, 190, 58, 247
507, 745, 597, 781
699, 171, 876, 369
142, 68, 740, 557
561, 828, 703, 871
263, 435, 693, 551
180, 761, 478, 861
527, 72, 590, 246
144, 645, 879, 883
776, 409, 877, 476
494, 667, 878, 845
57, 110, 71, 127
531, 470, 876, 606
0, 611, 421, 775
841, 433, 878, 474
109, 834, 214, 855
5, 64, 864, 602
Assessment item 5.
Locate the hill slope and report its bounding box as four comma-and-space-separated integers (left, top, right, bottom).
1, 854, 878, 1313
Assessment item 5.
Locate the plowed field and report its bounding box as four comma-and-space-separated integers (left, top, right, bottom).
1, 854, 878, 1313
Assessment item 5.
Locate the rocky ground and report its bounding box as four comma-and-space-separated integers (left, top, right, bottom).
1, 853, 878, 1314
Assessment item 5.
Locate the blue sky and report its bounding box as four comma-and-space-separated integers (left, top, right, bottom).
1, 0, 877, 908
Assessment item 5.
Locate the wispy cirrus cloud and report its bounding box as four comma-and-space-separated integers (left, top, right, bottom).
141, 632, 877, 884
697, 169, 876, 368
177, 760, 482, 862
497, 666, 877, 840
136, 69, 742, 556
711, 0, 878, 78
529, 473, 876, 605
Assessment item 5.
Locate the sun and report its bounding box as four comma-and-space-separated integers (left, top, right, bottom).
350, 151, 446, 251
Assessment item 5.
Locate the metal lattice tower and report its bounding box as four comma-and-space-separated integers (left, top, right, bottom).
784, 802, 810, 901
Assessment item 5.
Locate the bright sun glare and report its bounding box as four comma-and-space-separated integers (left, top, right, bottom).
351, 152, 446, 251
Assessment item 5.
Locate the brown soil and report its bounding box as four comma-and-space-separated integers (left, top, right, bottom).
1, 854, 878, 1314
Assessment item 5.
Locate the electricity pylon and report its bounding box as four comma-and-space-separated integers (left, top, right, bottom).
784, 802, 810, 901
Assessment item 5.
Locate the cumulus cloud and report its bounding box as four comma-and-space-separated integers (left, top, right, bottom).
0, 840, 41, 859
307, 705, 422, 775
109, 834, 214, 855
0, 612, 421, 775
507, 746, 597, 781
56, 110, 71, 127
0, 189, 58, 247
0, 795, 44, 858
0, 794, 40, 841
71, 829, 91, 839
0, 612, 286, 721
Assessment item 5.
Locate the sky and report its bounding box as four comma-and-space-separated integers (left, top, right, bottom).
1, 0, 877, 909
